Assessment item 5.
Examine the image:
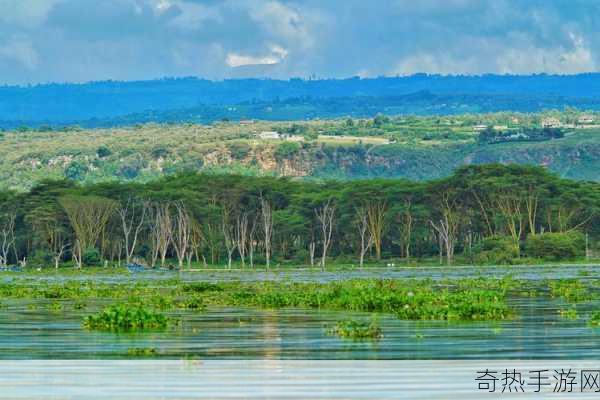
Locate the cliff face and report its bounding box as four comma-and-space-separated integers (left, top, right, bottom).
2, 136, 599, 191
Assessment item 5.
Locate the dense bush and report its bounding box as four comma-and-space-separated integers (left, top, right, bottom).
525, 232, 585, 261
473, 236, 519, 265
96, 146, 112, 158
274, 141, 301, 159
82, 248, 101, 266
29, 249, 54, 268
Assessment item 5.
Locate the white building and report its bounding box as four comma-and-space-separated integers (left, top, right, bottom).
257, 131, 281, 140
541, 117, 561, 128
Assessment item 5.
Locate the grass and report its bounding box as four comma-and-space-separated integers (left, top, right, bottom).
83, 305, 169, 331
328, 319, 383, 340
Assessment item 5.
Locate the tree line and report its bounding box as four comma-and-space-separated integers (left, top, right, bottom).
0, 164, 598, 269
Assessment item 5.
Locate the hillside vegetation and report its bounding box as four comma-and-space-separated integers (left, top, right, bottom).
1, 112, 599, 191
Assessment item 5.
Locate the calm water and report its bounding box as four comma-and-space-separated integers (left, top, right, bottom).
1, 284, 600, 359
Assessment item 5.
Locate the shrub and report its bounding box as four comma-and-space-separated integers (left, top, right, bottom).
96, 146, 112, 158
82, 248, 101, 266
64, 161, 89, 181
525, 232, 585, 261
473, 236, 519, 265
274, 142, 301, 159
228, 143, 251, 159
30, 249, 54, 268
151, 146, 169, 159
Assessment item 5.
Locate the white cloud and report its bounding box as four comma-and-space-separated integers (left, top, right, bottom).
226, 44, 288, 68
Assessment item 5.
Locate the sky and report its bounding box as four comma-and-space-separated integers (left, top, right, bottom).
0, 0, 599, 84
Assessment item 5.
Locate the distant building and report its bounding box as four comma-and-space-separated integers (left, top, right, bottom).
493, 125, 508, 131
511, 117, 520, 124
541, 117, 561, 128
239, 119, 255, 125
257, 131, 281, 140
473, 124, 488, 132
578, 115, 594, 124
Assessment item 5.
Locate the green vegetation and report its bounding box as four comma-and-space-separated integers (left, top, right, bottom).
558, 308, 578, 319
588, 312, 600, 327
328, 319, 383, 340
127, 347, 158, 357
0, 277, 516, 322
0, 164, 597, 271
525, 232, 586, 261
83, 305, 169, 331
1, 111, 599, 191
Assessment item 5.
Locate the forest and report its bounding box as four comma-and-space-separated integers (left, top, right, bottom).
0, 164, 598, 270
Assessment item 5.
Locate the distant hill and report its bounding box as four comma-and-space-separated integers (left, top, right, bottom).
3, 74, 600, 127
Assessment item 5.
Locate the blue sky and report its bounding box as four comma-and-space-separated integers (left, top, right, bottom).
0, 0, 598, 84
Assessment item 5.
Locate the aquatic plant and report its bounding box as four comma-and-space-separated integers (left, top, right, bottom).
328, 319, 382, 340
588, 312, 600, 327
548, 279, 595, 303
558, 308, 578, 319
177, 296, 205, 310
83, 305, 169, 331
127, 347, 158, 357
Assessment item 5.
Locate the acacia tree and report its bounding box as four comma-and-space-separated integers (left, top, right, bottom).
429, 193, 460, 265
260, 196, 273, 269
150, 202, 172, 268
235, 212, 250, 268
494, 190, 525, 254
0, 211, 16, 266
117, 197, 149, 264
394, 199, 414, 259
188, 218, 205, 268
366, 200, 387, 260
59, 195, 117, 268
355, 206, 373, 268
26, 205, 70, 269
315, 198, 335, 270
221, 204, 237, 269
248, 214, 258, 268
172, 201, 191, 269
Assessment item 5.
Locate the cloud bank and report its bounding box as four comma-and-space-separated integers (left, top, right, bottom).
0, 0, 598, 84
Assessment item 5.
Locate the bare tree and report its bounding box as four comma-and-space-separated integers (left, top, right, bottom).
366, 200, 387, 260
0, 211, 16, 267
260, 196, 273, 269
248, 214, 258, 268
397, 200, 413, 259
188, 218, 204, 268
355, 206, 373, 268
221, 205, 237, 269
309, 239, 316, 268
59, 196, 117, 268
494, 191, 525, 254
315, 198, 335, 270
172, 201, 191, 269
150, 202, 172, 268
235, 212, 250, 268
429, 194, 460, 265
118, 197, 149, 264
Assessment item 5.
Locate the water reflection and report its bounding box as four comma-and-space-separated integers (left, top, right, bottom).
1, 293, 599, 359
